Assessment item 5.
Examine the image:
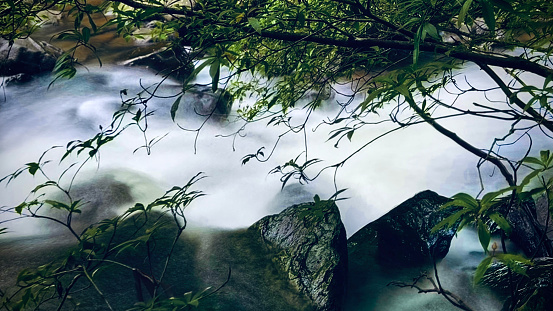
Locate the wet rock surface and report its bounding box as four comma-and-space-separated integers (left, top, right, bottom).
0, 37, 63, 76
250, 200, 348, 311
498, 198, 553, 257
348, 190, 458, 266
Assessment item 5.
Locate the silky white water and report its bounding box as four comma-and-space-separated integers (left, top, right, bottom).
0, 63, 549, 236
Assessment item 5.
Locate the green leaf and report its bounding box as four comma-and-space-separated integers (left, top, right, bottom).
183, 59, 211, 88
488, 212, 511, 235
544, 74, 553, 88
82, 26, 91, 43
423, 23, 440, 40
495, 253, 532, 266
128, 203, 145, 213
458, 0, 473, 28
347, 130, 354, 141
297, 11, 305, 27
248, 18, 262, 35
431, 208, 472, 233
44, 199, 71, 211
313, 194, 321, 203
395, 84, 411, 98
31, 181, 57, 193
132, 108, 142, 122
26, 162, 40, 176
170, 95, 183, 121
495, 253, 532, 277
457, 216, 472, 232
413, 25, 422, 64
210, 59, 220, 92
15, 202, 27, 214
517, 289, 539, 311
478, 219, 491, 252
451, 192, 479, 209
540, 150, 550, 164
75, 12, 83, 29
87, 13, 97, 33
357, 88, 386, 113
480, 187, 511, 207
474, 255, 493, 285
489, 0, 513, 11
522, 156, 542, 166
480, 0, 496, 33
517, 169, 541, 193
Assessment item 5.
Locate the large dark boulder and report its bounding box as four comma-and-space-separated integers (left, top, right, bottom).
535, 193, 553, 241
121, 45, 194, 81
249, 200, 348, 311
0, 37, 63, 76
498, 198, 553, 257
348, 190, 457, 267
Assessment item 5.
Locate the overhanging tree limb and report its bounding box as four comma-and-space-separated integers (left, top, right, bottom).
87, 0, 553, 79
255, 30, 553, 78
477, 63, 553, 134
405, 95, 516, 186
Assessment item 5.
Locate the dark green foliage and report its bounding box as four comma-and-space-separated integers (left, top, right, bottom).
0, 166, 210, 310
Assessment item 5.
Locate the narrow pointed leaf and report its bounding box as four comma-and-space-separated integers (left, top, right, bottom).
488, 212, 511, 236
170, 95, 183, 121
248, 18, 262, 34
480, 0, 496, 34
477, 219, 491, 252
458, 0, 473, 28
474, 256, 493, 285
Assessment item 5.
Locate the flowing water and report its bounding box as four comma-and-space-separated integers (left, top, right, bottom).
0, 32, 550, 309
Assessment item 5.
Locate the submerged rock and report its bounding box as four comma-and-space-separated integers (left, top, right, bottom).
187, 85, 233, 118
0, 37, 63, 76
348, 190, 457, 266
250, 200, 348, 311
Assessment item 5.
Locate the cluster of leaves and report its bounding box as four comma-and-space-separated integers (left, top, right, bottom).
430, 149, 553, 310
1, 158, 212, 310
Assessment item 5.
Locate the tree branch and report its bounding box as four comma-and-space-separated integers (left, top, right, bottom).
477, 63, 553, 134
405, 95, 515, 186
257, 30, 553, 78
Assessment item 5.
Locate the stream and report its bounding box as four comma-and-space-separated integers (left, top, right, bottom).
0, 24, 550, 310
